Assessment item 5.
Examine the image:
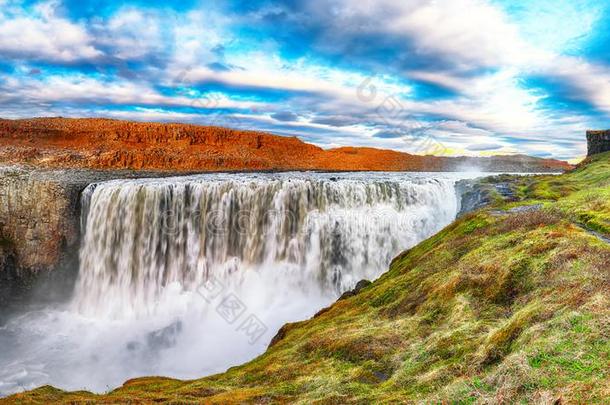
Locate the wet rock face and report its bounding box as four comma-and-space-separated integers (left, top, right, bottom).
0, 168, 79, 271
455, 178, 518, 217
0, 167, 82, 314
0, 166, 185, 315
587, 130, 610, 156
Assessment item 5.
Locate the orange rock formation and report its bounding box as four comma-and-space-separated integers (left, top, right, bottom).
0, 118, 572, 172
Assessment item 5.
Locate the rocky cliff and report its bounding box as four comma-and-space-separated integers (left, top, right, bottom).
0, 169, 79, 270
0, 117, 572, 172
0, 167, 80, 314
0, 167, 192, 317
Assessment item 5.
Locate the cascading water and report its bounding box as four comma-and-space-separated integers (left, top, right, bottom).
0, 171, 471, 396
75, 173, 457, 318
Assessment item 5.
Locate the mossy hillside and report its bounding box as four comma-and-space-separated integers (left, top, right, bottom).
4, 153, 610, 404
511, 154, 610, 234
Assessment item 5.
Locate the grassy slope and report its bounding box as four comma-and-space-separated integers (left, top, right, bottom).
4, 154, 610, 405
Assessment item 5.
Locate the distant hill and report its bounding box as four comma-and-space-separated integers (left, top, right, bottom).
0, 117, 572, 172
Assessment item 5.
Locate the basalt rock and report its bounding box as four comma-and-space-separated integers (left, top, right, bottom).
338, 279, 372, 300
455, 177, 518, 217
587, 130, 610, 156
0, 167, 96, 316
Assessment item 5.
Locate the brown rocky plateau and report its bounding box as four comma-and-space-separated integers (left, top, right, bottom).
0, 117, 572, 172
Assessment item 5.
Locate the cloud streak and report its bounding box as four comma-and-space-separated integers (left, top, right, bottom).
0, 0, 608, 161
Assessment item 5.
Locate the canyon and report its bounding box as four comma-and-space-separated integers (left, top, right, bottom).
0, 117, 572, 311
2, 149, 608, 404
0, 170, 470, 394
0, 117, 585, 400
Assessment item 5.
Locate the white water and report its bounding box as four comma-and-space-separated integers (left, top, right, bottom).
0, 171, 479, 396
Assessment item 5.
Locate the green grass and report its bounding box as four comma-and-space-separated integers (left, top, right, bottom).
4, 152, 610, 404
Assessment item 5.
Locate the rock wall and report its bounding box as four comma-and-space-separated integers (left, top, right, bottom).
0, 166, 188, 317
0, 167, 82, 314
0, 168, 79, 270
587, 130, 610, 156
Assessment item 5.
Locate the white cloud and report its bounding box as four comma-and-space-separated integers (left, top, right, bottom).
0, 0, 102, 62
300, 0, 547, 72
500, 0, 602, 54
539, 56, 610, 115
383, 0, 533, 69
0, 73, 266, 110
173, 51, 411, 108
167, 9, 231, 71
97, 108, 207, 123
94, 8, 164, 60
0, 0, 600, 160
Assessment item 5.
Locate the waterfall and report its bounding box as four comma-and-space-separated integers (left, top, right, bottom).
74, 173, 458, 319
0, 172, 464, 396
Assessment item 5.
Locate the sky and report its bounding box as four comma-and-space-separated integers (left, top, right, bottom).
0, 0, 609, 161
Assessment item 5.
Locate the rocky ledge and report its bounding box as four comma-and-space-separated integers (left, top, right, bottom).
0, 166, 194, 319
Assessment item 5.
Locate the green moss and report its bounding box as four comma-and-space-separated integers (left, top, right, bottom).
458, 216, 489, 235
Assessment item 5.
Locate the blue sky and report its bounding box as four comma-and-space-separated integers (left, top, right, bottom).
1, 0, 609, 160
